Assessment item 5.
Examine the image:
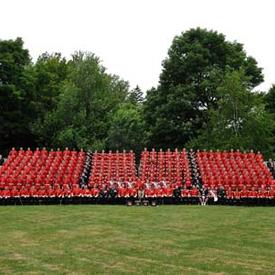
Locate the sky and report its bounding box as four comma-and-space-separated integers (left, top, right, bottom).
1, 0, 275, 92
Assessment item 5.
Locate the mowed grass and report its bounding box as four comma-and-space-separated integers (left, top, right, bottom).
0, 206, 275, 274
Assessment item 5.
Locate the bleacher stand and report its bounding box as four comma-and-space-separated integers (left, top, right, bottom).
196, 149, 275, 204
88, 150, 137, 200
0, 147, 86, 203
0, 147, 274, 205
139, 148, 198, 203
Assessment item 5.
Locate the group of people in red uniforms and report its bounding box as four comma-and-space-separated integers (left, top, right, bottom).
0, 147, 275, 205
0, 147, 86, 200
139, 148, 192, 188
197, 150, 274, 189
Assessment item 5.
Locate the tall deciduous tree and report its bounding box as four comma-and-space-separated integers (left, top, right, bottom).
0, 37, 35, 153
32, 52, 68, 114
144, 28, 264, 149
34, 52, 129, 150
188, 69, 274, 157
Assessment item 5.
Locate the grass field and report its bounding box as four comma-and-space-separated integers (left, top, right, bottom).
0, 205, 275, 274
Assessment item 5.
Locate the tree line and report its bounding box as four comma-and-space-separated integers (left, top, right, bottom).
0, 28, 274, 158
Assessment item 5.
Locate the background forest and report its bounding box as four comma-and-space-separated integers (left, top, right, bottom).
1, 28, 274, 157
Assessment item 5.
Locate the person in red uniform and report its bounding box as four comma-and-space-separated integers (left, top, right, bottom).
240, 188, 248, 204
145, 187, 154, 199
166, 185, 174, 198
92, 187, 100, 198
2, 188, 11, 200
234, 189, 241, 205
128, 186, 137, 198
226, 188, 234, 204
118, 185, 126, 198
248, 188, 257, 205
257, 189, 265, 205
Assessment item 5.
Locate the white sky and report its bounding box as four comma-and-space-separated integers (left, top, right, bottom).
1, 0, 275, 92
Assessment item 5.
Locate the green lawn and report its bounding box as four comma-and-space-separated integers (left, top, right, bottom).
0, 205, 275, 274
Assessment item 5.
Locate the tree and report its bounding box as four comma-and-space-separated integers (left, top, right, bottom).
127, 85, 144, 104
264, 84, 275, 156
32, 52, 68, 114
144, 28, 264, 149
265, 84, 275, 114
34, 52, 129, 150
29, 52, 69, 145
188, 69, 274, 157
0, 37, 35, 154
106, 103, 146, 152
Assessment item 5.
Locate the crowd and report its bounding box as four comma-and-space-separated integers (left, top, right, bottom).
0, 148, 274, 205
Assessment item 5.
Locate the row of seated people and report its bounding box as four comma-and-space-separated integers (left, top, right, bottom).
88, 150, 137, 187
139, 148, 192, 188
225, 187, 275, 200
198, 149, 264, 161
0, 148, 85, 190
1, 148, 275, 201
196, 149, 274, 190
1, 184, 275, 200
0, 185, 198, 199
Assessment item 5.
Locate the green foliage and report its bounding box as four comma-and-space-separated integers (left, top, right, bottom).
144, 86, 200, 149
32, 52, 68, 114
34, 52, 129, 150
106, 103, 146, 152
188, 69, 275, 157
265, 84, 275, 114
144, 28, 264, 149
0, 34, 273, 156
264, 85, 275, 156
0, 38, 35, 154
127, 85, 144, 104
